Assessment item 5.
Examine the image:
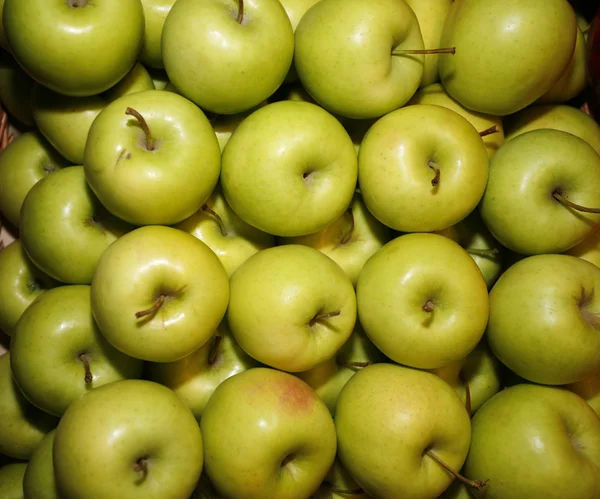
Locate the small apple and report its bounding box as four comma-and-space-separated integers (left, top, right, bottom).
139, 0, 176, 69
22, 430, 59, 499
210, 101, 268, 152
567, 369, 600, 417
566, 225, 600, 267
0, 462, 27, 498
0, 51, 35, 126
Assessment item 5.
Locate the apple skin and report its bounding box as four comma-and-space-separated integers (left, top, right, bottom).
221, 100, 357, 237
53, 379, 204, 499
201, 367, 337, 499
487, 254, 600, 385
0, 353, 58, 460
3, 0, 144, 97
227, 244, 357, 372
91, 226, 230, 363
162, 0, 294, 114
335, 363, 472, 499
0, 240, 56, 336
567, 369, 600, 417
439, 480, 473, 499
175, 184, 275, 277
358, 104, 489, 233
22, 430, 59, 499
84, 89, 221, 226
566, 225, 600, 267
10, 285, 144, 417
313, 457, 371, 498
0, 51, 35, 126
0, 462, 28, 498
139, 0, 176, 69
464, 384, 600, 499
19, 166, 132, 284
479, 129, 600, 256
357, 233, 489, 369
0, 131, 69, 229
147, 321, 259, 420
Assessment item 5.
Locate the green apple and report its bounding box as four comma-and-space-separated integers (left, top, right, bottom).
464, 384, 600, 499
84, 90, 221, 226
480, 129, 600, 255
357, 233, 489, 369
0, 52, 35, 126
358, 104, 488, 233
201, 367, 337, 499
566, 225, 600, 267
439, 0, 577, 115
0, 462, 27, 499
504, 104, 600, 156
313, 457, 371, 498
281, 192, 392, 286
0, 353, 58, 460
147, 321, 259, 419
32, 62, 155, 165
567, 369, 600, 417
336, 363, 474, 499
162, 0, 294, 114
0, 0, 8, 51
0, 131, 69, 228
227, 244, 357, 372
0, 240, 56, 336
53, 379, 204, 499
221, 100, 357, 237
10, 285, 143, 416
210, 101, 268, 152
294, 0, 429, 119
343, 118, 377, 155
139, 0, 176, 68
3, 0, 144, 96
22, 430, 59, 499
175, 185, 275, 277
91, 225, 230, 363
405, 0, 453, 87
408, 83, 504, 157
439, 480, 474, 499
487, 254, 600, 385
19, 166, 131, 284
147, 68, 169, 90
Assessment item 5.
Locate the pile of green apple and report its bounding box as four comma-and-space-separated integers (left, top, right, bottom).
1, 0, 600, 497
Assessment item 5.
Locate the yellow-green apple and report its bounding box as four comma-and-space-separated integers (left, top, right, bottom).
201, 367, 337, 499
439, 481, 474, 499
0, 353, 58, 460
227, 244, 356, 372
428, 340, 503, 416
10, 285, 144, 416
294, 0, 429, 119
566, 225, 600, 267
176, 184, 275, 277
23, 430, 59, 499
147, 321, 258, 419
0, 0, 8, 51
487, 254, 600, 385
210, 101, 268, 152
0, 131, 68, 228
221, 101, 357, 237
358, 104, 488, 233
162, 0, 294, 114
91, 226, 230, 363
439, 0, 577, 115
0, 462, 27, 498
147, 68, 169, 90
19, 166, 131, 284
0, 52, 35, 126
567, 369, 600, 417
479, 129, 600, 255
32, 62, 155, 165
408, 83, 504, 157
84, 90, 221, 226
343, 118, 377, 155
3, 0, 143, 96
0, 240, 56, 336
464, 384, 600, 499
357, 233, 489, 369
504, 104, 600, 156
139, 0, 176, 68
281, 193, 391, 286
335, 363, 476, 499
405, 0, 453, 87
313, 457, 371, 498
53, 379, 204, 499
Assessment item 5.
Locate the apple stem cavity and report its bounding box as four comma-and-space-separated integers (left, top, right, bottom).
478, 125, 500, 137
552, 190, 600, 214
135, 295, 166, 319
208, 335, 223, 365
125, 107, 156, 151
67, 0, 88, 7
78, 354, 93, 384
201, 204, 227, 236
134, 457, 149, 479
425, 449, 489, 490
236, 0, 244, 23
309, 310, 341, 327
427, 161, 440, 187
340, 208, 355, 245
392, 47, 456, 56
467, 247, 499, 259
422, 300, 435, 313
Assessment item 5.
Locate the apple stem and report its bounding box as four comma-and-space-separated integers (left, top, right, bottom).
478, 125, 500, 137
427, 161, 440, 187
135, 295, 166, 319
201, 204, 228, 236
78, 354, 93, 384
425, 450, 488, 490
422, 300, 435, 313
309, 310, 341, 327
125, 107, 156, 151
134, 457, 148, 478
208, 335, 223, 365
342, 361, 373, 368
340, 208, 355, 245
464, 381, 472, 415
467, 247, 499, 259
553, 191, 600, 214
392, 47, 456, 55
236, 0, 244, 23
